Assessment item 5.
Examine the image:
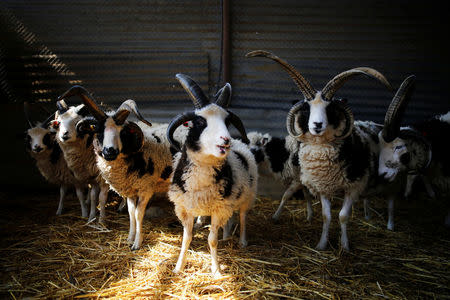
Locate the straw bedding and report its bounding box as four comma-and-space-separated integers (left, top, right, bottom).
0, 188, 449, 299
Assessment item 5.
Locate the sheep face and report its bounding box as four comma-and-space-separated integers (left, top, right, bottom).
26, 126, 54, 153
307, 92, 330, 136
56, 105, 89, 143
185, 104, 231, 158
76, 115, 144, 161
378, 133, 409, 182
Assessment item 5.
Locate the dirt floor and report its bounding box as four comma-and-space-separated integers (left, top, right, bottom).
0, 187, 449, 299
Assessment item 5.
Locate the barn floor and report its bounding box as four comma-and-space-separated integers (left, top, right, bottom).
0, 187, 449, 299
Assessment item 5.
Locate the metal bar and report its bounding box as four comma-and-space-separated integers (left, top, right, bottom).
222, 0, 231, 84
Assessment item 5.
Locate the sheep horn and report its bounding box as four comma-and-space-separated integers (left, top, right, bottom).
56, 99, 69, 114
286, 101, 308, 138
114, 99, 152, 127
382, 75, 416, 143
245, 50, 316, 101
227, 111, 250, 144
332, 100, 354, 139
166, 112, 197, 152
321, 67, 393, 101
58, 85, 107, 121
23, 102, 34, 128
214, 83, 232, 108
175, 74, 210, 109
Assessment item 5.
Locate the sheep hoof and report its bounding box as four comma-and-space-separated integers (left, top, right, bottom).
271, 215, 281, 224
239, 239, 248, 248
315, 241, 327, 251
173, 267, 182, 274
212, 271, 222, 279
56, 210, 62, 216
387, 222, 394, 231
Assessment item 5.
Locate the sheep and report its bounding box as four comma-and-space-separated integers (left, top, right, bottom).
247, 131, 314, 221
247, 50, 392, 250
167, 74, 257, 277
58, 85, 187, 250
24, 103, 89, 217
379, 92, 450, 228
53, 97, 109, 224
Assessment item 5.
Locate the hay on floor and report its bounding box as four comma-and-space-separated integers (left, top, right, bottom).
0, 189, 449, 299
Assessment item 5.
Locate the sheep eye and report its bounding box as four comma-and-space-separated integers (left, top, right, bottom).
394, 145, 404, 151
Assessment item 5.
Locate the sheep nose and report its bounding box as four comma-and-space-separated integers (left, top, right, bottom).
313, 122, 323, 129
102, 147, 119, 160
62, 132, 69, 141
221, 136, 230, 145
33, 146, 43, 153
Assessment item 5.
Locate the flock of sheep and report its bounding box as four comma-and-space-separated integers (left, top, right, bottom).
24, 50, 450, 277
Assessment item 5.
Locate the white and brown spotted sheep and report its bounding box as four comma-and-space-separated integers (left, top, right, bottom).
247, 50, 393, 251
167, 74, 257, 277
24, 104, 89, 217
247, 131, 314, 221
60, 85, 187, 250
53, 97, 109, 223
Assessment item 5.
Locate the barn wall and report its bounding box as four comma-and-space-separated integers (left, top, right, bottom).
0, 0, 449, 188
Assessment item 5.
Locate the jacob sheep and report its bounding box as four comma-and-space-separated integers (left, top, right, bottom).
53, 97, 109, 223
247, 50, 392, 250
59, 85, 186, 250
167, 74, 257, 277
24, 103, 89, 217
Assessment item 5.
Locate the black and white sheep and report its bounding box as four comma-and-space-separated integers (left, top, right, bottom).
53, 97, 109, 223
167, 74, 257, 277
24, 104, 89, 217
247, 50, 392, 250
247, 131, 314, 221
59, 85, 186, 250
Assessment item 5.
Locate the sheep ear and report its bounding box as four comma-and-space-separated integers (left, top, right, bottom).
261, 137, 269, 146
120, 122, 143, 154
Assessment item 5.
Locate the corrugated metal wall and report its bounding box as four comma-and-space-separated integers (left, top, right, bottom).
1, 0, 449, 138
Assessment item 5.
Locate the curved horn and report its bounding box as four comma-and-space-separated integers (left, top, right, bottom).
246, 50, 316, 101
321, 67, 393, 101
286, 101, 308, 138
215, 83, 232, 108
166, 112, 197, 152
332, 100, 354, 139
114, 99, 152, 127
175, 74, 210, 109
382, 75, 416, 143
23, 102, 34, 128
56, 99, 69, 114
58, 85, 106, 120
40, 112, 56, 128
227, 110, 250, 144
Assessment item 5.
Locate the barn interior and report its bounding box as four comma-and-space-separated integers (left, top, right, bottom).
1, 1, 449, 299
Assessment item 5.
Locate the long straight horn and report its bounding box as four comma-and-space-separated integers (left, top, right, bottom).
214, 83, 232, 107
58, 85, 106, 120
321, 67, 393, 101
382, 75, 416, 143
175, 74, 210, 109
23, 102, 34, 128
246, 50, 316, 101
114, 99, 152, 126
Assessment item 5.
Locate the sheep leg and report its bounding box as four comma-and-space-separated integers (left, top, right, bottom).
305, 190, 314, 222
339, 194, 355, 251
387, 195, 395, 231
131, 194, 152, 250
209, 214, 222, 278
173, 213, 194, 274
363, 198, 371, 220
98, 185, 108, 224
316, 195, 331, 250
75, 186, 88, 218
118, 197, 127, 212
56, 185, 67, 215
404, 174, 417, 200
127, 197, 137, 244
239, 206, 249, 248
88, 185, 99, 222
422, 176, 436, 199
194, 216, 206, 229
272, 181, 303, 221
222, 215, 234, 240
